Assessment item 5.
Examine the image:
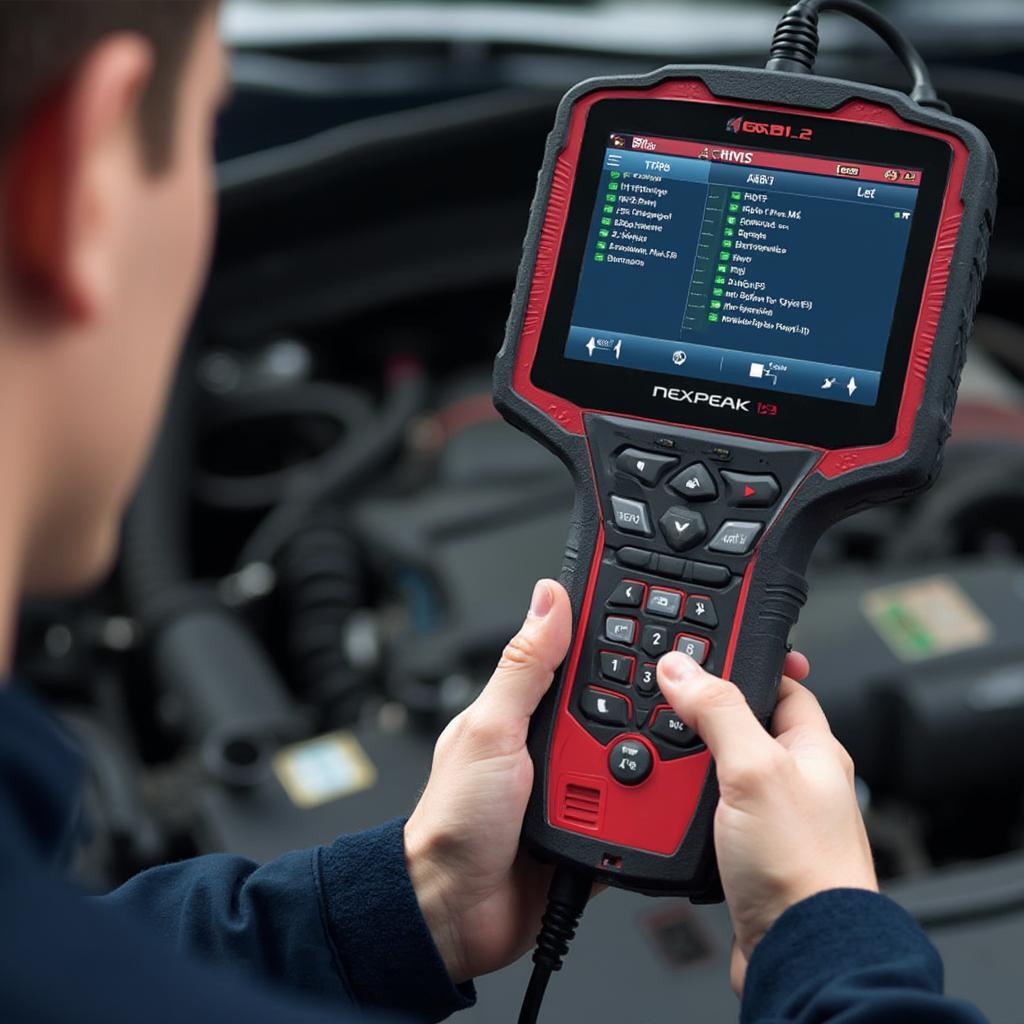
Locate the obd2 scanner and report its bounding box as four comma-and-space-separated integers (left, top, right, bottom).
492, 3, 998, 1021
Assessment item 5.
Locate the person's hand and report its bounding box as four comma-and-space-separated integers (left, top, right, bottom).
656, 650, 878, 994
404, 579, 572, 985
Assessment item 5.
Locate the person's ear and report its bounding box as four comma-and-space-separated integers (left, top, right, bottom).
4, 34, 153, 323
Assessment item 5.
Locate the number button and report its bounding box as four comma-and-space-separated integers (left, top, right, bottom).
636, 663, 659, 696
674, 634, 710, 665
646, 588, 682, 619
599, 651, 635, 683
605, 616, 637, 645
684, 595, 718, 628
641, 624, 669, 657
608, 580, 645, 608
608, 737, 653, 785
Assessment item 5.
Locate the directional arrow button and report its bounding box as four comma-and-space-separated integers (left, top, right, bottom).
659, 507, 707, 551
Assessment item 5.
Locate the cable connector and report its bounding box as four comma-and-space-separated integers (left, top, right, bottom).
766, 0, 949, 112
518, 866, 592, 1024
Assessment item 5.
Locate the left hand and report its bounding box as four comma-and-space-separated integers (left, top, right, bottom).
404, 579, 573, 985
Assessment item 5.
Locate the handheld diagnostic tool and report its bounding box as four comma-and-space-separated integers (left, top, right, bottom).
495, 3, 997, 1020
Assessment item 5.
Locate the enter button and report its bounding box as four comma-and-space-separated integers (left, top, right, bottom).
721, 471, 780, 508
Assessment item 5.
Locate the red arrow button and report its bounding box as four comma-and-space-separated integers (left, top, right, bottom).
743, 485, 756, 497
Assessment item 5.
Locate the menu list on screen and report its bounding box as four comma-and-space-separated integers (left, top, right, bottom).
565, 132, 922, 407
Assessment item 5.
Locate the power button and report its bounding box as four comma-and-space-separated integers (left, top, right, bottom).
609, 737, 653, 785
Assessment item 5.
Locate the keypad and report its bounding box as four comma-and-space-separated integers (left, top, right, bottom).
649, 709, 701, 748
616, 448, 677, 485
641, 624, 671, 657
610, 495, 652, 536
599, 650, 634, 683
668, 463, 717, 500
674, 634, 710, 665
659, 507, 707, 551
684, 595, 717, 628
609, 738, 652, 785
570, 421, 817, 774
645, 588, 682, 619
605, 616, 637, 645
581, 688, 630, 727
636, 663, 659, 696
721, 471, 780, 508
608, 579, 645, 607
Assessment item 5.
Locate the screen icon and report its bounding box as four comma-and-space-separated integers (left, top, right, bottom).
672, 350, 687, 366
821, 377, 837, 390
749, 362, 765, 378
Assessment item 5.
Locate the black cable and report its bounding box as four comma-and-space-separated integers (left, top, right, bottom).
518, 866, 591, 1024
766, 0, 948, 111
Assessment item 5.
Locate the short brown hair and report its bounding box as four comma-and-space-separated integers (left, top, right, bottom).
0, 0, 217, 170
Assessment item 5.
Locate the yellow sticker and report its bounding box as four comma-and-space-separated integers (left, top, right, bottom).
273, 731, 377, 809
861, 574, 992, 663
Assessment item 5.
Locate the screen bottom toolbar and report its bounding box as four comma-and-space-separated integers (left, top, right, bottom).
565, 324, 880, 406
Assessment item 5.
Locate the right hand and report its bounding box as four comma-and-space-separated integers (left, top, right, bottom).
656, 650, 878, 994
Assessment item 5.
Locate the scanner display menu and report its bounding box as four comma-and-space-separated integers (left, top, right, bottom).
565, 132, 923, 406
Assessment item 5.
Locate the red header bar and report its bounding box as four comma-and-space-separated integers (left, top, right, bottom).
613, 134, 922, 187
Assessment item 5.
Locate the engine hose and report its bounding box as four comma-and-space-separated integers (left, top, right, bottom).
277, 519, 374, 723
236, 356, 428, 571
193, 381, 374, 512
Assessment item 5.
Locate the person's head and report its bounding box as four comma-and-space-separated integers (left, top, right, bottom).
0, 1, 226, 595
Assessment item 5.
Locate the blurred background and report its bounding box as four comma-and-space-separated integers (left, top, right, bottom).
14, 1, 1024, 1020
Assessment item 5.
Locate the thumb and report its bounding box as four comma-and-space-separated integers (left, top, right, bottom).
475, 579, 573, 723
657, 651, 778, 779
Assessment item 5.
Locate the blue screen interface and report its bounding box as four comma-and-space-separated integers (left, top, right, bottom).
565, 132, 923, 406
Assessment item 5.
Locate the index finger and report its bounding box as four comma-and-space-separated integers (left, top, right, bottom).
771, 675, 833, 743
